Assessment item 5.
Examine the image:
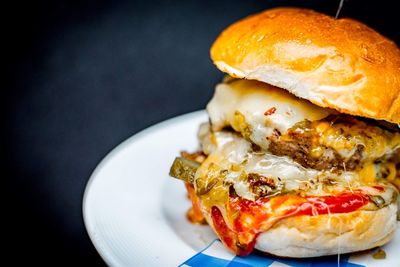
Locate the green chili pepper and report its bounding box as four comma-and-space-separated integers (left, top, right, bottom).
169, 157, 200, 184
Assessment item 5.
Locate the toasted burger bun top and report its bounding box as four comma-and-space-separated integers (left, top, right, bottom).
210, 8, 400, 124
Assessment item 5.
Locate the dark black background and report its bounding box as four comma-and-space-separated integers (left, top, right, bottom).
3, 0, 398, 265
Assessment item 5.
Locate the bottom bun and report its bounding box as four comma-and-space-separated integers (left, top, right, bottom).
255, 203, 397, 257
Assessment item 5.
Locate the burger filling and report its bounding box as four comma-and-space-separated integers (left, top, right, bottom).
169, 78, 400, 255
207, 79, 400, 171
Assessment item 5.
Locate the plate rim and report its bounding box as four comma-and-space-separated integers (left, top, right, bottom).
82, 110, 205, 266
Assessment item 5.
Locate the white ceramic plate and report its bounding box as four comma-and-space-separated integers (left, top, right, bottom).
83, 111, 215, 267
83, 110, 400, 267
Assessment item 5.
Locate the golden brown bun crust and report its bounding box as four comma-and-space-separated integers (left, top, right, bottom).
210, 8, 400, 124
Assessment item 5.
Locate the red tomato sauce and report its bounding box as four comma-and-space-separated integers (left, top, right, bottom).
211, 192, 369, 256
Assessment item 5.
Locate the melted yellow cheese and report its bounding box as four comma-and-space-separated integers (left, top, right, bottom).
312, 120, 400, 160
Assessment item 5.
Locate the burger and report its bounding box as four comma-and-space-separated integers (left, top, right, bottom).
169, 7, 400, 257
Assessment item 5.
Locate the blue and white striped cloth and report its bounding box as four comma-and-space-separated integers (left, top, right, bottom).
179, 240, 365, 267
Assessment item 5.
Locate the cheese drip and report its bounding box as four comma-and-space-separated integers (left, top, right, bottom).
207, 79, 331, 150
197, 124, 397, 205
207, 79, 400, 164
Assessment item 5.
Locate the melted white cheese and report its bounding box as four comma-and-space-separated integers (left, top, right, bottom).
207, 79, 331, 149
206, 79, 400, 162
198, 127, 397, 202
199, 128, 342, 200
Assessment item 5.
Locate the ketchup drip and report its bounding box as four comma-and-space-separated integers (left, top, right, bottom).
211, 192, 369, 256
211, 206, 256, 256
297, 193, 369, 215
